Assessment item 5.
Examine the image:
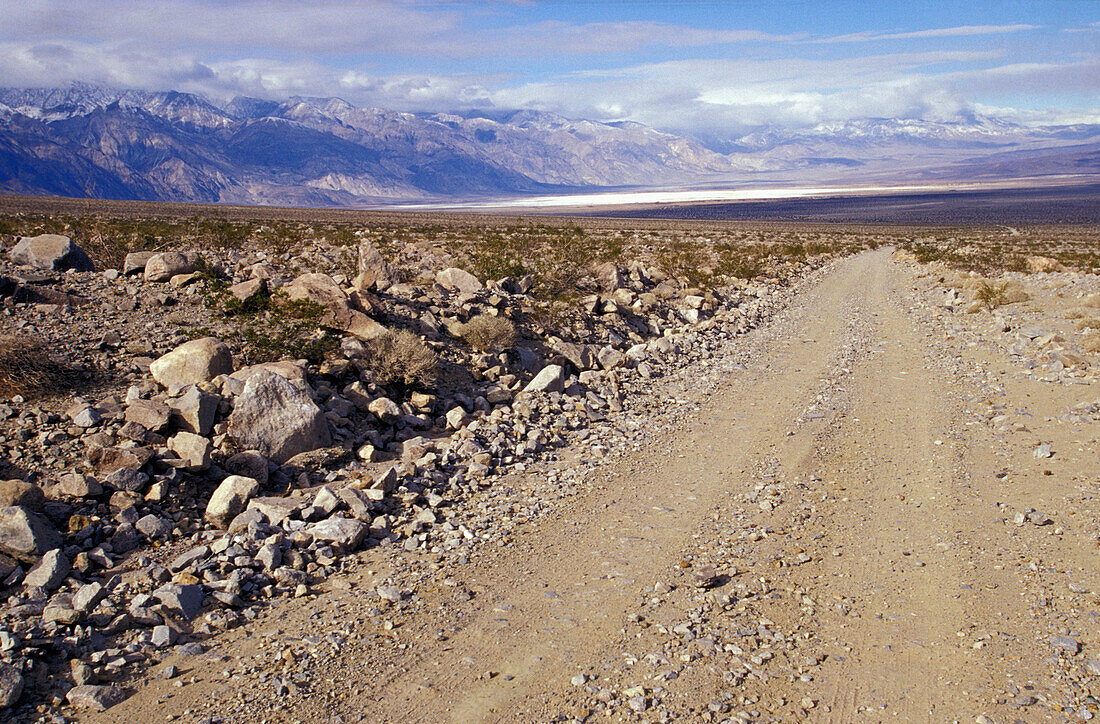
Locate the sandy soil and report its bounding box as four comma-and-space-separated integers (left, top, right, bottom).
83, 249, 1100, 723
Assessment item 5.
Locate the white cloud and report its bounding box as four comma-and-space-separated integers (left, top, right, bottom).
820, 24, 1040, 43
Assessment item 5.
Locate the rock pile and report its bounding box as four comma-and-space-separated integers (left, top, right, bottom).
0, 230, 828, 718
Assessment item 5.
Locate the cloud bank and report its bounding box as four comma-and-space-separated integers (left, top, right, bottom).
0, 1, 1096, 137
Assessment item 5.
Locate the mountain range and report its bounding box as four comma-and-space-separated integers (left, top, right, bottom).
0, 83, 1096, 207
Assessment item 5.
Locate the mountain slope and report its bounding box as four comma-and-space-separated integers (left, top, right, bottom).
0, 84, 1096, 208
0, 85, 740, 206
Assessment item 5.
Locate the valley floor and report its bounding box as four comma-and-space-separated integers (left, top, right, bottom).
86, 249, 1100, 723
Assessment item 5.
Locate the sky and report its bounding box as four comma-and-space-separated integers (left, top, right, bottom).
1, 0, 1097, 138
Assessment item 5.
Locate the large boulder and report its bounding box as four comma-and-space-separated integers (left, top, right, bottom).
205, 475, 260, 529
149, 338, 233, 393
10, 234, 94, 272
436, 267, 483, 294
0, 506, 61, 562
284, 273, 387, 341
144, 252, 195, 282
354, 240, 396, 292
227, 371, 331, 463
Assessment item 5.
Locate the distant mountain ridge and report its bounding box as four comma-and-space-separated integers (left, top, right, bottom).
0, 83, 1096, 207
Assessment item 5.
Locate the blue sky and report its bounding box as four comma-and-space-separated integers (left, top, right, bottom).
0, 1, 1096, 136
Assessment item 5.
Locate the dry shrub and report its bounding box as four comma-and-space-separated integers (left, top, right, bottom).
360, 330, 438, 387
1083, 332, 1100, 354
0, 335, 68, 396
457, 314, 517, 352
974, 281, 1010, 311
1075, 317, 1100, 331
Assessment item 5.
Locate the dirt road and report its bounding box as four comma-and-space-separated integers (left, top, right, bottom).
93, 249, 1100, 723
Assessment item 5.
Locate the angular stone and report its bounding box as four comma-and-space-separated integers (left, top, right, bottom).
53, 473, 102, 499
224, 450, 269, 486
307, 517, 367, 550
169, 546, 210, 573
436, 267, 482, 294
597, 346, 626, 369
168, 385, 219, 436
205, 475, 260, 529
0, 661, 23, 707
0, 506, 61, 562
154, 583, 203, 620
10, 234, 94, 272
368, 396, 401, 423
72, 582, 107, 613
228, 277, 266, 303
227, 371, 331, 464
247, 497, 302, 526
103, 467, 149, 493
66, 685, 127, 711
168, 431, 212, 471
144, 252, 194, 282
0, 480, 44, 511
354, 240, 396, 292
150, 338, 233, 393
523, 365, 565, 394
22, 548, 69, 590
123, 251, 156, 275
135, 514, 172, 539
445, 407, 470, 430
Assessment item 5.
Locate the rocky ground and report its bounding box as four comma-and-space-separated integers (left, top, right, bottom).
2, 218, 1099, 723
0, 219, 850, 721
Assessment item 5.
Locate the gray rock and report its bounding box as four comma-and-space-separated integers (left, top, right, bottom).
103, 467, 149, 493
151, 624, 176, 648
144, 252, 195, 282
123, 251, 156, 275
227, 371, 331, 464
22, 548, 69, 590
0, 662, 23, 707
307, 517, 367, 550
224, 450, 269, 486
66, 684, 127, 711
168, 431, 212, 471
169, 546, 210, 572
205, 475, 260, 529
597, 346, 626, 369
0, 506, 61, 562
124, 399, 171, 432
10, 234, 94, 272
354, 240, 396, 292
154, 583, 203, 620
228, 277, 266, 303
1051, 635, 1081, 654
149, 338, 233, 393
523, 365, 565, 394
168, 385, 220, 436
436, 267, 483, 294
52, 473, 102, 499
136, 514, 173, 539
367, 396, 402, 423
256, 543, 282, 571
0, 480, 44, 511
445, 406, 471, 430
247, 497, 302, 526
377, 585, 402, 602
227, 508, 267, 534
71, 406, 102, 428
72, 582, 107, 613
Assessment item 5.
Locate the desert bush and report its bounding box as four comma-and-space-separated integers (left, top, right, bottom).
0, 335, 69, 397
360, 330, 438, 388
974, 280, 1010, 311
457, 314, 517, 352
1083, 332, 1100, 354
